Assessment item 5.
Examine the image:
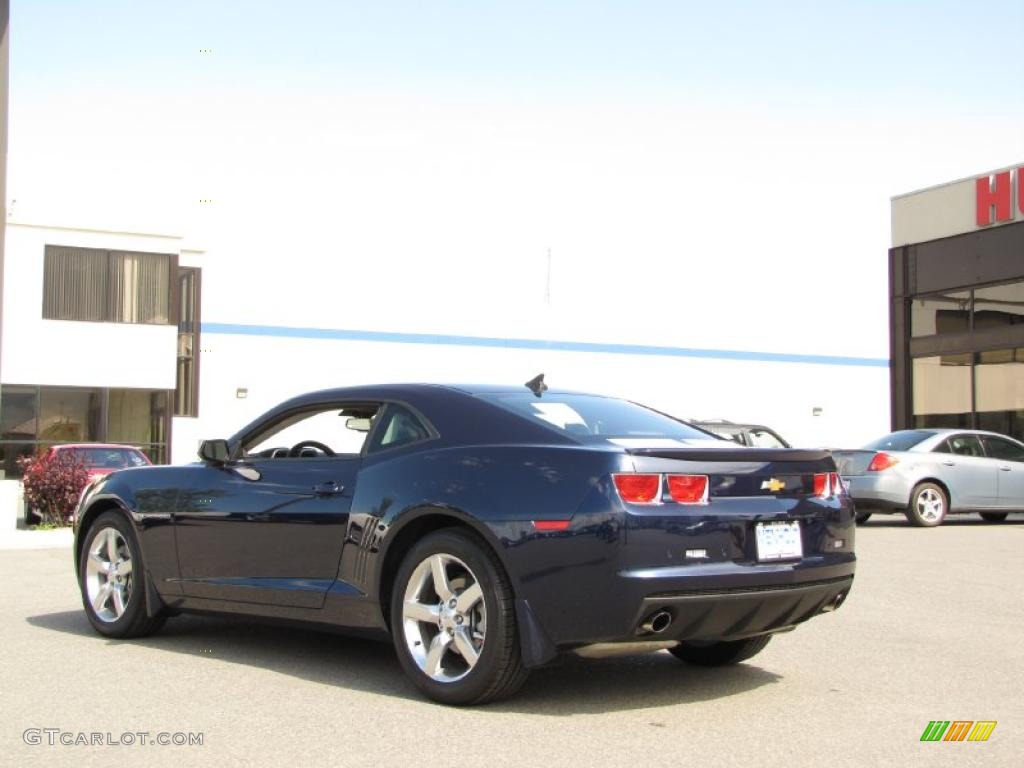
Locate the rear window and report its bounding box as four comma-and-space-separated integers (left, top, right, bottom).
64, 447, 149, 469
862, 430, 934, 452
480, 393, 711, 444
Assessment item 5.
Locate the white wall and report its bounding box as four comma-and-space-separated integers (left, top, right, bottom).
169, 330, 890, 464
0, 220, 889, 467
1, 223, 179, 389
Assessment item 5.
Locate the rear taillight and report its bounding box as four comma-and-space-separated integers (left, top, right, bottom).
667, 474, 709, 504
814, 472, 846, 498
813, 473, 829, 497
613, 474, 661, 504
867, 452, 899, 472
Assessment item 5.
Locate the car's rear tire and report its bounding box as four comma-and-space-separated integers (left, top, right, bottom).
669, 635, 772, 667
855, 511, 872, 524
389, 528, 528, 705
78, 512, 166, 638
979, 512, 1009, 523
905, 483, 948, 527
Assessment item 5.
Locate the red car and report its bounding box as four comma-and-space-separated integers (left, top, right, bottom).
25, 444, 151, 525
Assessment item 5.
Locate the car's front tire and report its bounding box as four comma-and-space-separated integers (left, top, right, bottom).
389, 528, 528, 705
669, 635, 772, 666
905, 482, 948, 527
855, 511, 872, 524
78, 512, 166, 638
979, 512, 1009, 523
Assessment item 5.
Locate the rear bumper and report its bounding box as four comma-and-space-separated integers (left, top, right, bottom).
519, 552, 857, 654
617, 555, 855, 641
515, 558, 855, 667
842, 474, 910, 511
631, 574, 853, 642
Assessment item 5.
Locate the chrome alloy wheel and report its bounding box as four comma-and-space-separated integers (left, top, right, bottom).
401, 553, 486, 683
915, 488, 944, 523
85, 527, 134, 622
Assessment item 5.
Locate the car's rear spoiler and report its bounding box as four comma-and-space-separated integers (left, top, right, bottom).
626, 447, 833, 463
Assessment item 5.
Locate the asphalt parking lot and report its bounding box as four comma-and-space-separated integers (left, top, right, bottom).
3, 515, 1022, 768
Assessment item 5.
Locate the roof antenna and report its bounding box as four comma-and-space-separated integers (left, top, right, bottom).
525, 373, 548, 397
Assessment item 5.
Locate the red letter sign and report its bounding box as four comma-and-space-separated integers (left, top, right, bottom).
1019, 167, 1024, 216
976, 171, 1012, 226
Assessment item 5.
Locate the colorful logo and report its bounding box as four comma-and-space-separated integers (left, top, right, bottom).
920, 721, 996, 742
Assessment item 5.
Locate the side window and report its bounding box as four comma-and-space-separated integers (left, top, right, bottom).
748, 429, 785, 449
245, 404, 381, 458
983, 436, 1024, 463
709, 428, 743, 445
947, 434, 984, 457
932, 439, 952, 454
369, 405, 431, 452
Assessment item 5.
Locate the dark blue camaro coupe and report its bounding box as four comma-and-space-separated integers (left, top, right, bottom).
73, 379, 856, 704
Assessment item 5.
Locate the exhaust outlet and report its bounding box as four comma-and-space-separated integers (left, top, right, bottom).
821, 591, 847, 613
639, 610, 673, 635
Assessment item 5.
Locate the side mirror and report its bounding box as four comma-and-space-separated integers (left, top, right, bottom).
199, 439, 230, 464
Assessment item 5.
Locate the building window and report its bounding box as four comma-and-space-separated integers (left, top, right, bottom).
175, 267, 201, 417
974, 281, 1024, 331
907, 278, 1024, 441
911, 348, 1024, 441
109, 389, 168, 445
0, 385, 170, 478
975, 348, 1024, 439
1, 386, 37, 442
910, 290, 971, 338
912, 355, 972, 431
38, 387, 102, 442
910, 281, 1024, 340
42, 245, 173, 325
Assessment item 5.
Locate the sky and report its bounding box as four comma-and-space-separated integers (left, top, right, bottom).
8, 1, 1024, 359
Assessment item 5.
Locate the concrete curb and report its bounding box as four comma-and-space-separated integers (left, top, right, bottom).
0, 528, 73, 550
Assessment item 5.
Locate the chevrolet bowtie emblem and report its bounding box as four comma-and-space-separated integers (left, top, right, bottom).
761, 478, 786, 492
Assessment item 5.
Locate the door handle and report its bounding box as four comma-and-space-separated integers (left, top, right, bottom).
314, 481, 344, 496
999, 466, 1011, 472
941, 460, 955, 466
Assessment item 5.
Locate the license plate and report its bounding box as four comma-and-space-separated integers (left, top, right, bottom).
755, 521, 802, 561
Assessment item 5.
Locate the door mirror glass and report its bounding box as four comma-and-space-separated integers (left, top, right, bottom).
199, 439, 230, 464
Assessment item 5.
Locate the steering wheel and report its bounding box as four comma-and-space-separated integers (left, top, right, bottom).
287, 440, 336, 458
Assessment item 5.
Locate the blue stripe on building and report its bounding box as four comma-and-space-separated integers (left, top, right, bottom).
202, 322, 889, 368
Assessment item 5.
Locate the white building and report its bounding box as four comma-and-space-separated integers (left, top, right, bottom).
5, 162, 1021, 526
1, 211, 898, 495
0, 220, 202, 479
888, 163, 1024, 437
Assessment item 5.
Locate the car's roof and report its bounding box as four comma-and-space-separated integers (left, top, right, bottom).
286, 382, 597, 400
53, 443, 144, 450
444, 384, 604, 397
881, 428, 1024, 446
895, 428, 1015, 438
228, 383, 598, 449
692, 421, 776, 431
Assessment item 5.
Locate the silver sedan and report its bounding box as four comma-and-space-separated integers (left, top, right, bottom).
833, 429, 1024, 527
